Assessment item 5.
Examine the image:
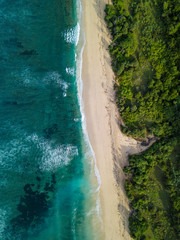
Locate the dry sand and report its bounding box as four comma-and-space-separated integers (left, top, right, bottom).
82, 0, 153, 239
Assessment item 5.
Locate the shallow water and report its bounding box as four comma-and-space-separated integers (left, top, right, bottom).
0, 0, 102, 239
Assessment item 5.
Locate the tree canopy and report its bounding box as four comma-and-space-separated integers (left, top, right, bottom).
105, 0, 180, 239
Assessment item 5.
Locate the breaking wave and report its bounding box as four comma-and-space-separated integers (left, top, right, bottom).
28, 133, 78, 172
11, 69, 69, 97
0, 127, 78, 173
63, 23, 80, 46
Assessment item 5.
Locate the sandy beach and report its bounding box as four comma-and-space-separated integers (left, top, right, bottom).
81, 0, 155, 239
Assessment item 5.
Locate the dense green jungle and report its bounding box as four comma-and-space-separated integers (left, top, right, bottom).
105, 0, 180, 239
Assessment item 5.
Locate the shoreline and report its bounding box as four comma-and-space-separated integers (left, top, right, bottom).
75, 0, 103, 235
81, 0, 132, 239
81, 0, 155, 239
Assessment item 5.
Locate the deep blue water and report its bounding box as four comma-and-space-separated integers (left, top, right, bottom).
0, 0, 102, 239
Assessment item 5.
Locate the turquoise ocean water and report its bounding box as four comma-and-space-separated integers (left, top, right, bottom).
0, 0, 102, 239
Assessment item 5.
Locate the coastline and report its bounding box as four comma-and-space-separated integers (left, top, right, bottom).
81, 0, 132, 239
81, 0, 155, 239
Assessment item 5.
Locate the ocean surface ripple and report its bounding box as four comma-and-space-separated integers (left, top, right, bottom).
0, 0, 102, 239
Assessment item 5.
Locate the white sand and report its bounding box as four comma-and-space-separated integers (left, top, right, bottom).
82, 0, 153, 239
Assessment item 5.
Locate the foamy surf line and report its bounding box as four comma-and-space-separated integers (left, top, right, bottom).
75, 0, 103, 225
63, 23, 80, 46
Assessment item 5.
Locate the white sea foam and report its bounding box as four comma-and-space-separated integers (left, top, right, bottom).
44, 71, 69, 97
28, 133, 78, 172
40, 143, 78, 172
63, 23, 80, 46
13, 67, 34, 86
12, 69, 69, 97
0, 127, 78, 173
0, 135, 31, 170
71, 205, 77, 239
66, 67, 75, 76
74, 118, 80, 122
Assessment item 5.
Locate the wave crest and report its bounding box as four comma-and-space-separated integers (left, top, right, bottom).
28, 133, 79, 172
63, 23, 80, 46
0, 127, 78, 173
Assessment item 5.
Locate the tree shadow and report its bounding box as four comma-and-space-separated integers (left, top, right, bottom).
118, 203, 131, 234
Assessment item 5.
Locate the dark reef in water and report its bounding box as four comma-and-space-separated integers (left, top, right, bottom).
43, 124, 58, 139
6, 174, 56, 239
20, 49, 38, 56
